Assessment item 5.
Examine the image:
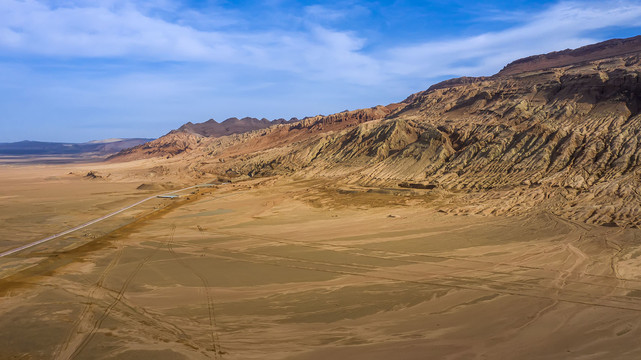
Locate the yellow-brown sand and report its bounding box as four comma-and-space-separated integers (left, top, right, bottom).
1, 167, 641, 359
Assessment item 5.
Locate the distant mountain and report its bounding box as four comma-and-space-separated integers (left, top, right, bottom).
0, 138, 153, 156
173, 117, 298, 137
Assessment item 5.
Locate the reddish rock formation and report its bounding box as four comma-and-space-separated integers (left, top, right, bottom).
497, 35, 641, 76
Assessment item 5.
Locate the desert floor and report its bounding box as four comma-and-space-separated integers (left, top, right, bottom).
2, 162, 641, 359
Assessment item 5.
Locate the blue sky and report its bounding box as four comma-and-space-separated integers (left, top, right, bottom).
1, 1, 641, 142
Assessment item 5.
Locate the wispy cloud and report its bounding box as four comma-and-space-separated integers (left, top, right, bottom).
385, 1, 641, 78
0, 0, 236, 60
2, 0, 641, 82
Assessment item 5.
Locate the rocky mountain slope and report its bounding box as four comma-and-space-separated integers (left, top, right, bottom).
497, 35, 641, 76
112, 117, 300, 160
113, 105, 404, 161
112, 36, 641, 227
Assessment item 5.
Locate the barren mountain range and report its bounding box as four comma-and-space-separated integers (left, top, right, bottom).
113, 35, 641, 227
173, 116, 298, 137
0, 138, 152, 156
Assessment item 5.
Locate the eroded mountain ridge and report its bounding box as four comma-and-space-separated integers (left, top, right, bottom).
113, 36, 641, 227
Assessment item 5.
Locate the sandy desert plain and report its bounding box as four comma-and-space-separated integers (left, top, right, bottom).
1, 158, 641, 360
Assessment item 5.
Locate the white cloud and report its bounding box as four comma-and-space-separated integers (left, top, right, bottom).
2, 0, 641, 85
0, 0, 380, 83
304, 5, 347, 21
0, 0, 237, 60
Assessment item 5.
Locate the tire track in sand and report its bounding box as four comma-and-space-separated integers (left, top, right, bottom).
63, 237, 167, 359
55, 240, 125, 360
167, 224, 225, 359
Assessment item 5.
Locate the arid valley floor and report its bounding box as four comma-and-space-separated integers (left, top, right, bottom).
3, 161, 641, 359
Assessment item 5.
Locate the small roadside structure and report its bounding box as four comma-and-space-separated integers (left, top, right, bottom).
157, 195, 179, 199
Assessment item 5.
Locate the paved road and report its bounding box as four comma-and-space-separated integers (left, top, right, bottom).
0, 184, 205, 258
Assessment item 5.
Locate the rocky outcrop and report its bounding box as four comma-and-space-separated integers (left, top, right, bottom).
497, 35, 641, 76
109, 132, 203, 161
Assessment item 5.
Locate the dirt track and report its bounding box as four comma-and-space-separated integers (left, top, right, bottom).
2, 169, 641, 359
